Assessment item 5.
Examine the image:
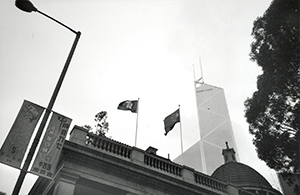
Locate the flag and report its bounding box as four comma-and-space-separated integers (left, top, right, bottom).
117, 100, 138, 113
0, 100, 44, 168
30, 112, 72, 179
164, 109, 180, 136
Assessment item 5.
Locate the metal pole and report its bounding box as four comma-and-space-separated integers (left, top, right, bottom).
12, 10, 81, 195
135, 98, 140, 147
179, 105, 183, 154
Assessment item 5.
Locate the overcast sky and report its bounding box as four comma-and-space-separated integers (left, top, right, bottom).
0, 0, 282, 194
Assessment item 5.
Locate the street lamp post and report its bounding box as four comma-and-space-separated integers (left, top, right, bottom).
13, 0, 81, 194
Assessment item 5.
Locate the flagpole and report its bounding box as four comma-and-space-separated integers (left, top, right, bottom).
135, 98, 140, 147
179, 105, 183, 154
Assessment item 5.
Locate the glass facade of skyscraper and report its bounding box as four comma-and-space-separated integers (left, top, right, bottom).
174, 83, 238, 175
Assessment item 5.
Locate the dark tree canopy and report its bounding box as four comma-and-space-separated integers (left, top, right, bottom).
245, 0, 300, 174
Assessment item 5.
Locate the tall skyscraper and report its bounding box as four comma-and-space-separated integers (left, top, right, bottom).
174, 80, 239, 175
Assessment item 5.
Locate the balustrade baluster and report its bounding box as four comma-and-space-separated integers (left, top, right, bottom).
101, 139, 105, 148
95, 137, 99, 148
108, 142, 111, 152
109, 142, 113, 152
104, 140, 108, 150
116, 145, 120, 155
98, 138, 103, 149
120, 146, 124, 156
112, 143, 116, 153
128, 149, 131, 158
116, 145, 119, 155
114, 144, 117, 154
125, 148, 130, 158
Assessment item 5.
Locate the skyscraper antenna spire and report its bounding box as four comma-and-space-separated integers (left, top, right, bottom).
199, 57, 204, 83
194, 57, 204, 85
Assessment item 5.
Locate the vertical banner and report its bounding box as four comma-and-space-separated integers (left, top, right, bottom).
0, 100, 44, 168
30, 112, 71, 179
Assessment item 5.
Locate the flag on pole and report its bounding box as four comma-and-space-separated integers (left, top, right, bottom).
30, 112, 72, 179
0, 100, 44, 168
164, 109, 180, 136
117, 100, 138, 113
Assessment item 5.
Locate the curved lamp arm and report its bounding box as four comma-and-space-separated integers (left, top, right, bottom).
15, 0, 79, 34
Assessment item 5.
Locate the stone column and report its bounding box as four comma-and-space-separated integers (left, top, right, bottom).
226, 184, 239, 195
69, 125, 88, 146
131, 147, 145, 166
53, 173, 79, 195
181, 166, 195, 183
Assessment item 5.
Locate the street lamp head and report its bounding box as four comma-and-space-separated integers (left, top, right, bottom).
15, 0, 38, 13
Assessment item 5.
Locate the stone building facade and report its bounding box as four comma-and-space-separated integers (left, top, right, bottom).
28, 125, 281, 195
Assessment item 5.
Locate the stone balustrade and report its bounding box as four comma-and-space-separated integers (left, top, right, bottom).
86, 132, 131, 159
144, 153, 182, 177
194, 172, 227, 192
68, 125, 250, 195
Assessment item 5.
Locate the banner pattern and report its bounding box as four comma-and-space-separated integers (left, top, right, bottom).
30, 112, 71, 179
0, 100, 44, 168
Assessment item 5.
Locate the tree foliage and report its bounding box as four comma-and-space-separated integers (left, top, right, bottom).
244, 0, 300, 174
84, 111, 109, 136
